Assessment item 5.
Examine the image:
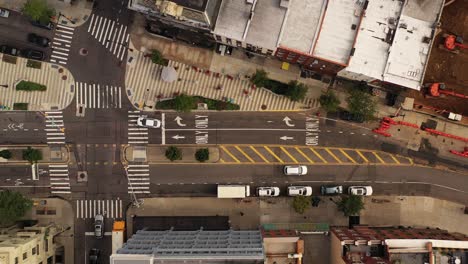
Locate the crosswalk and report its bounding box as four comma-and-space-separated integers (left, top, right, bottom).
87, 14, 130, 61
49, 164, 71, 194
50, 24, 74, 65
76, 82, 122, 109
44, 111, 65, 144
75, 199, 123, 219
126, 164, 150, 194
128, 110, 148, 144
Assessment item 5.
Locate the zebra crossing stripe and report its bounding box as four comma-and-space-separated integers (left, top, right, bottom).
87, 14, 95, 32
57, 24, 74, 31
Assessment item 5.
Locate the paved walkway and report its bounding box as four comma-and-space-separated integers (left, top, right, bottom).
0, 54, 75, 111
0, 0, 92, 27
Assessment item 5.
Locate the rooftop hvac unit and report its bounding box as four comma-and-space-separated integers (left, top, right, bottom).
246, 0, 254, 4
280, 0, 289, 8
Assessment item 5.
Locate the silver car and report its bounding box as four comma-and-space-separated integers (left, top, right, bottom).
288, 186, 313, 196
283, 165, 308, 176
257, 187, 280, 197
94, 214, 104, 239
137, 116, 161, 128
0, 9, 10, 18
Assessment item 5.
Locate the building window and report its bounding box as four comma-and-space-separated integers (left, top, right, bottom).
32, 246, 36, 255
215, 35, 222, 41
15, 257, 18, 264
23, 252, 27, 260
45, 239, 49, 252
236, 40, 242, 47
37, 244, 40, 255
297, 56, 307, 63
266, 49, 273, 56
226, 38, 232, 45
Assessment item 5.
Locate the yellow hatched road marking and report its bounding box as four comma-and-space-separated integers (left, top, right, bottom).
339, 149, 357, 164
407, 157, 414, 165
325, 148, 342, 163
221, 146, 240, 163
264, 146, 284, 163
249, 146, 270, 163
356, 150, 369, 163
295, 147, 314, 163
280, 147, 298, 163
310, 148, 327, 163
390, 154, 400, 164
373, 152, 385, 164
220, 158, 226, 163
235, 146, 255, 163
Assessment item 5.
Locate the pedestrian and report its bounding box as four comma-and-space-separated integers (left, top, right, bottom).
240, 212, 244, 216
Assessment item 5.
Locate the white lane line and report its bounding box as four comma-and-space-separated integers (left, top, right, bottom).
105, 21, 115, 49
118, 87, 122, 108
84, 83, 88, 107
87, 14, 95, 32
161, 113, 166, 145
51, 50, 69, 56
97, 84, 100, 108
51, 55, 68, 60
97, 17, 108, 43
92, 84, 96, 108
54, 38, 72, 43
165, 128, 308, 131
52, 46, 70, 52
57, 24, 75, 31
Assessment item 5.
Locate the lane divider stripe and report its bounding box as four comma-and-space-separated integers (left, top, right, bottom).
249, 146, 270, 163
356, 150, 369, 163
264, 146, 284, 163
235, 146, 255, 163
310, 148, 327, 163
221, 146, 240, 163
295, 147, 314, 164
339, 149, 357, 164
325, 148, 342, 163
280, 147, 298, 163
373, 152, 385, 164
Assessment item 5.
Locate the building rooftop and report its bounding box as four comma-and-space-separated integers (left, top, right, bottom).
312, 0, 363, 64
171, 0, 208, 11
344, 0, 444, 90
213, 0, 251, 41
277, 0, 325, 54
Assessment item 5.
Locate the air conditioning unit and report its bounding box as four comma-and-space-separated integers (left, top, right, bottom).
246, 0, 254, 4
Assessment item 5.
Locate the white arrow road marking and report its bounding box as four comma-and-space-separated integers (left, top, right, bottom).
283, 116, 295, 127
174, 116, 186, 127
280, 136, 294, 140
172, 135, 185, 140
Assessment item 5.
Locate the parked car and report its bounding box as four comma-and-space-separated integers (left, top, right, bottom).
287, 186, 313, 196
283, 165, 308, 176
0, 8, 10, 18
339, 110, 365, 123
348, 186, 373, 196
257, 187, 280, 197
89, 248, 101, 264
21, 49, 44, 60
0, 45, 19, 56
94, 214, 104, 239
320, 185, 343, 195
28, 33, 50, 47
30, 20, 54, 30
137, 116, 161, 128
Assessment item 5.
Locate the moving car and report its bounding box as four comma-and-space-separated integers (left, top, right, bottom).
28, 33, 50, 47
94, 214, 104, 239
257, 187, 280, 197
287, 186, 312, 196
0, 45, 20, 56
21, 49, 44, 60
30, 20, 54, 30
339, 110, 365, 123
283, 165, 308, 176
137, 116, 161, 128
0, 8, 10, 18
89, 248, 101, 264
348, 186, 373, 196
320, 185, 343, 195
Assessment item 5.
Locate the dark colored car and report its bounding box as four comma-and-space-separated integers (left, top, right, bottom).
89, 248, 101, 264
339, 110, 365, 123
0, 45, 20, 56
21, 49, 44, 60
28, 33, 50, 47
30, 20, 54, 30
320, 185, 343, 195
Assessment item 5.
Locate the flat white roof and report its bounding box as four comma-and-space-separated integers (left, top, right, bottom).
312, 0, 363, 64
344, 0, 444, 90
278, 0, 325, 53
213, 0, 250, 41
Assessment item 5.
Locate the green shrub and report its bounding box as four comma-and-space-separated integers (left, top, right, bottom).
22, 0, 55, 24
2, 55, 17, 64
156, 96, 239, 111
165, 146, 182, 161
173, 94, 197, 112
285, 80, 308, 101
150, 49, 168, 65
251, 69, 269, 87
16, 81, 46, 91
337, 195, 365, 216
319, 90, 341, 112
0, 150, 12, 159
22, 147, 42, 164
347, 89, 376, 121
195, 148, 209, 162
292, 196, 311, 214
26, 60, 42, 69
13, 103, 28, 110
0, 190, 33, 227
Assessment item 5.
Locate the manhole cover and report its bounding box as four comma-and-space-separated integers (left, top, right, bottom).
79, 48, 88, 56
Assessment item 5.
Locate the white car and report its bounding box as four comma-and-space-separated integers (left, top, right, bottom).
0, 9, 10, 18
137, 117, 161, 128
287, 186, 313, 196
348, 186, 373, 196
257, 187, 280, 197
284, 165, 308, 176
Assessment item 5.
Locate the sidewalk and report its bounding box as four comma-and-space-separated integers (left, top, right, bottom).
127, 196, 468, 235
0, 145, 69, 164
0, 54, 75, 111
0, 0, 92, 27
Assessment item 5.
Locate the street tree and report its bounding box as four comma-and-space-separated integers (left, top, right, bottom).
165, 146, 182, 161
337, 195, 365, 216
292, 196, 311, 214
250, 69, 269, 87
286, 80, 308, 101
319, 90, 341, 112
22, 147, 42, 164
0, 149, 12, 159
346, 89, 376, 121
150, 49, 166, 65
173, 94, 196, 112
0, 190, 33, 227
22, 0, 55, 24
195, 148, 209, 162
